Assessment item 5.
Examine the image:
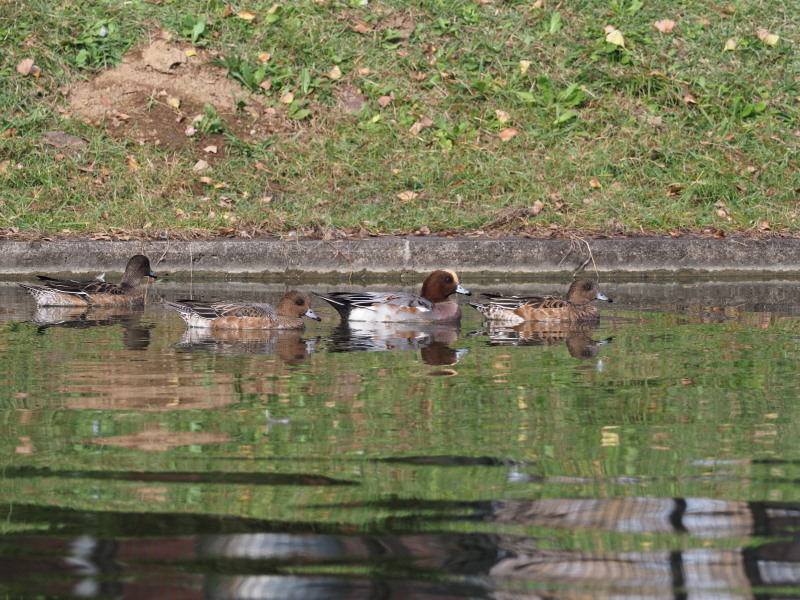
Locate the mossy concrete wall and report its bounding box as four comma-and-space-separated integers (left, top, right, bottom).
0, 237, 797, 277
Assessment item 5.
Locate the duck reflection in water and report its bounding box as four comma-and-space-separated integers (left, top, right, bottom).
328, 321, 468, 367
31, 305, 152, 351
174, 327, 316, 365
472, 321, 612, 360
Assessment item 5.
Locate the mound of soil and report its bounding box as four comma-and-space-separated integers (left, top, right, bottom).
66, 38, 296, 150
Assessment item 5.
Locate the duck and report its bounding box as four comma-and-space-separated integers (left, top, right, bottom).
165, 290, 320, 330
313, 269, 471, 322
469, 279, 612, 324
19, 254, 157, 306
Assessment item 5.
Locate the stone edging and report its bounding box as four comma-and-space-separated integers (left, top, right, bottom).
0, 237, 797, 276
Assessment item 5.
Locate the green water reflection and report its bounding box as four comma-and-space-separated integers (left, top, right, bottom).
1, 279, 800, 598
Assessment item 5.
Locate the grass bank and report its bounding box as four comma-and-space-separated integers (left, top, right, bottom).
1, 0, 798, 240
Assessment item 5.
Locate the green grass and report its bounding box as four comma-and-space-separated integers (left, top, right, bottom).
0, 0, 798, 238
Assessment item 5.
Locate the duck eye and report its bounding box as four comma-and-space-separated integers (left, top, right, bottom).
295, 298, 304, 306
583, 282, 593, 291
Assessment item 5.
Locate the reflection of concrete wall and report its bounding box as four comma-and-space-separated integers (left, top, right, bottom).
8, 498, 800, 600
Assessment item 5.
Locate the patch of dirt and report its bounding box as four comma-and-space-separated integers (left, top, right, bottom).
66, 38, 297, 150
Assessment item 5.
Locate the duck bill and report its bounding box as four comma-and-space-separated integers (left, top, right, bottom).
146, 270, 158, 279
455, 284, 471, 296
596, 292, 613, 303
305, 307, 322, 321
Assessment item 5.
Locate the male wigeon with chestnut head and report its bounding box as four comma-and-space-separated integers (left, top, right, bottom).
314, 269, 471, 322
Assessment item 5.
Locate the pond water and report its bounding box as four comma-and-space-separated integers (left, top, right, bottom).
2, 275, 800, 599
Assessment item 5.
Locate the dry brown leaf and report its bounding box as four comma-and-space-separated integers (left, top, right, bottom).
199, 176, 213, 184
683, 91, 697, 105
589, 177, 602, 188
184, 49, 196, 58
757, 28, 779, 46
758, 220, 770, 230
519, 60, 531, 74
377, 95, 394, 108
532, 200, 544, 215
125, 156, 140, 171
358, 67, 371, 76
724, 38, 737, 51
653, 19, 676, 33
204, 145, 218, 154
0, 160, 10, 175
495, 109, 511, 124
352, 23, 371, 34
237, 10, 256, 21
408, 117, 434, 135
397, 191, 419, 202
258, 52, 271, 63
498, 127, 519, 142
16, 58, 40, 76
531, 0, 544, 8
280, 92, 294, 104
328, 65, 342, 80
259, 78, 272, 91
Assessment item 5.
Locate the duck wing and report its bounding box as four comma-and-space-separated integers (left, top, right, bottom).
482, 293, 568, 310
36, 277, 125, 298
171, 300, 276, 319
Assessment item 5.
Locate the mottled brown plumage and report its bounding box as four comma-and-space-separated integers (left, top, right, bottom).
469, 279, 612, 324
165, 290, 320, 330
19, 255, 156, 306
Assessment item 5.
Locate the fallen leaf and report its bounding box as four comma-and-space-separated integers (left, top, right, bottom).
532, 200, 544, 214
397, 191, 419, 202
214, 182, 228, 189
280, 92, 294, 104
328, 65, 342, 80
724, 38, 737, 51
757, 28, 779, 46
605, 27, 625, 47
0, 160, 9, 175
498, 127, 519, 142
199, 176, 213, 184
167, 97, 181, 109
115, 112, 131, 122
377, 95, 394, 107
352, 23, 371, 34
589, 177, 602, 188
519, 60, 531, 74
16, 58, 40, 76
237, 10, 256, 21
495, 109, 511, 124
699, 17, 711, 26
683, 90, 697, 105
185, 126, 197, 137
204, 145, 218, 154
258, 52, 271, 63
758, 220, 770, 230
192, 160, 212, 173
653, 19, 676, 33
125, 156, 140, 171
531, 0, 544, 8
358, 67, 371, 76
408, 117, 434, 135
259, 78, 272, 91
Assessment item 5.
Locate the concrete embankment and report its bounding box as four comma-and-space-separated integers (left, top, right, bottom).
0, 237, 798, 278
